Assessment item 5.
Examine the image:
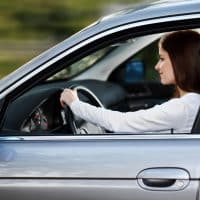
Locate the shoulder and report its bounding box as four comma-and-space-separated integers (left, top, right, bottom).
163, 92, 200, 107
155, 93, 200, 119
179, 92, 200, 104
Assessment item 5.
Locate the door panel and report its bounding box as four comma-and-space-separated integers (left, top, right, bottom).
0, 135, 199, 200
0, 179, 198, 200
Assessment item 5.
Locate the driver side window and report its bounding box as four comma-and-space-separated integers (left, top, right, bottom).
2, 34, 174, 135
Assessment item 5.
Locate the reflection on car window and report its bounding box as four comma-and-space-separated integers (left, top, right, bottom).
48, 46, 114, 81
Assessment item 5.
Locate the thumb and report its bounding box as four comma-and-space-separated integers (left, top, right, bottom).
72, 89, 79, 99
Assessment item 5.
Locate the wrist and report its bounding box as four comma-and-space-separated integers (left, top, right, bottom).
69, 98, 79, 107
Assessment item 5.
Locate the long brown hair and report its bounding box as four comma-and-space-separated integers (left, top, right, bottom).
160, 30, 200, 97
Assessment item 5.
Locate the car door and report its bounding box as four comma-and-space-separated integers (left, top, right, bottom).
0, 134, 199, 200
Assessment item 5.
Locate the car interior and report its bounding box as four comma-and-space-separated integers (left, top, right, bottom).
2, 30, 199, 135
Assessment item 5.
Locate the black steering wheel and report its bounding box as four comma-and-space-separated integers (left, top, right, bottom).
64, 85, 106, 135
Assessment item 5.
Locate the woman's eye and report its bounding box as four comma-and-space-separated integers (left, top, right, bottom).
160, 57, 164, 61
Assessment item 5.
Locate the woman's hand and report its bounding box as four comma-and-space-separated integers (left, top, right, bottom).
60, 89, 79, 107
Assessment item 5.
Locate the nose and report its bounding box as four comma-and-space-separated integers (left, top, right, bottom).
155, 61, 160, 71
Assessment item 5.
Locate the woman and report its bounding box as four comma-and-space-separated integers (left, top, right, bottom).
60, 30, 200, 133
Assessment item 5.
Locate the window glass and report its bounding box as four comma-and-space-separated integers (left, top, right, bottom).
48, 46, 114, 81
129, 40, 159, 81
108, 39, 160, 84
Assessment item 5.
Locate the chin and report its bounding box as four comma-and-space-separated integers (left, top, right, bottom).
161, 81, 174, 85
161, 80, 167, 85
160, 78, 173, 85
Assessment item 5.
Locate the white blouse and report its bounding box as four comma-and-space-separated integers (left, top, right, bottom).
70, 93, 200, 133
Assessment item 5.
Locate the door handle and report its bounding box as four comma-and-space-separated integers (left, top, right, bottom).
142, 178, 176, 187
137, 167, 190, 191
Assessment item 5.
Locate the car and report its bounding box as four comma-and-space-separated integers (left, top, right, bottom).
0, 0, 200, 199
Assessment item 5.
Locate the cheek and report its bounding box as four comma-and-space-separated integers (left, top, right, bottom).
171, 70, 176, 83
167, 65, 176, 83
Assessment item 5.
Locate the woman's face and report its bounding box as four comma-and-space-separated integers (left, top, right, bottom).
155, 44, 176, 85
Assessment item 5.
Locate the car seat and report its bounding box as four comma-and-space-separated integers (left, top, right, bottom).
191, 107, 200, 133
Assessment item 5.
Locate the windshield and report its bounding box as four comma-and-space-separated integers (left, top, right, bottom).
48, 46, 114, 81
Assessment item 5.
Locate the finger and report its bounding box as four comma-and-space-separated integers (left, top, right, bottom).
60, 96, 65, 107
60, 93, 66, 107
72, 89, 78, 98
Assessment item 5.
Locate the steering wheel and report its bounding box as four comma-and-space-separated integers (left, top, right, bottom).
64, 85, 106, 135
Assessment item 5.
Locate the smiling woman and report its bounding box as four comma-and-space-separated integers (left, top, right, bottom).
155, 41, 175, 86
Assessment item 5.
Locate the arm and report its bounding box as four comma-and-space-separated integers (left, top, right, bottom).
70, 98, 187, 133
60, 89, 187, 133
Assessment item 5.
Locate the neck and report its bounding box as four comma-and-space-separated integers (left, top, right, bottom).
177, 87, 187, 97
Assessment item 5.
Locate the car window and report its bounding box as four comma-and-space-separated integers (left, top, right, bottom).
1, 33, 178, 136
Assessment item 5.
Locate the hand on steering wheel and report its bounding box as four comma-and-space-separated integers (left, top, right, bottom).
61, 85, 105, 135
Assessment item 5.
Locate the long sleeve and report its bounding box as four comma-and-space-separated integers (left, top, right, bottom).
70, 93, 200, 133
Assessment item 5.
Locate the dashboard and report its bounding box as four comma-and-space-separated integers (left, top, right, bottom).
3, 79, 126, 134
21, 95, 64, 133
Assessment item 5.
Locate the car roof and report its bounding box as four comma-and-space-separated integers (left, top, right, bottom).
99, 0, 199, 25
1, 0, 200, 94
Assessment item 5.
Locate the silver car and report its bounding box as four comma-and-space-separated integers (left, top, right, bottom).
0, 0, 200, 199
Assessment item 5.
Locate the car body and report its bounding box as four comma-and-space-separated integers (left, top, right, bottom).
0, 0, 200, 199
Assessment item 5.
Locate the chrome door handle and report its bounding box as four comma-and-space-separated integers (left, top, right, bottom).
137, 167, 190, 191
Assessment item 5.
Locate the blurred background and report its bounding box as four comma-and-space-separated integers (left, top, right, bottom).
0, 0, 152, 79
